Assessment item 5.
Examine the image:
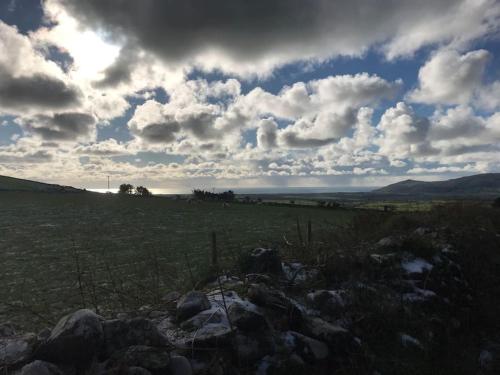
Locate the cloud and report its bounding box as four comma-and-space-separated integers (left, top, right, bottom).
256, 118, 278, 150
0, 21, 81, 115
408, 48, 490, 105
20, 112, 96, 141
0, 67, 81, 113
50, 0, 500, 77
376, 102, 437, 160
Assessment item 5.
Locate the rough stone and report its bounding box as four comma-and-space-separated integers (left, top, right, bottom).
245, 248, 283, 275
169, 355, 193, 375
228, 301, 268, 332
289, 331, 329, 363
35, 309, 103, 367
0, 333, 37, 368
304, 317, 352, 350
306, 290, 346, 318
21, 360, 63, 375
176, 291, 211, 322
102, 318, 170, 357
109, 345, 170, 373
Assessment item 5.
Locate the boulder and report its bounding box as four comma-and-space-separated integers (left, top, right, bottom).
35, 309, 103, 367
162, 291, 182, 305
176, 291, 211, 322
244, 248, 283, 275
228, 301, 268, 332
180, 309, 226, 331
289, 332, 329, 363
306, 290, 346, 318
0, 333, 37, 369
102, 318, 170, 357
109, 345, 170, 373
0, 323, 17, 338
303, 317, 352, 350
169, 355, 193, 375
235, 332, 275, 364
21, 360, 63, 375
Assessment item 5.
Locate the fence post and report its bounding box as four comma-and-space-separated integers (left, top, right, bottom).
296, 218, 303, 246
211, 231, 218, 267
307, 220, 312, 246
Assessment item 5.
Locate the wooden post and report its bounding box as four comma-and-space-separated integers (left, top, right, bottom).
307, 220, 312, 246
211, 231, 218, 266
296, 218, 303, 246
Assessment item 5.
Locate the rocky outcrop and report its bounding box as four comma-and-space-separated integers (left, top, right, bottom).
2, 235, 483, 375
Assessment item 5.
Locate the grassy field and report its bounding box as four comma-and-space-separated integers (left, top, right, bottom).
0, 191, 353, 330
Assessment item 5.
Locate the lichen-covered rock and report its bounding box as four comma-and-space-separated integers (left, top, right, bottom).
21, 360, 63, 375
228, 301, 268, 332
102, 318, 170, 357
176, 291, 211, 322
35, 309, 103, 367
0, 333, 37, 369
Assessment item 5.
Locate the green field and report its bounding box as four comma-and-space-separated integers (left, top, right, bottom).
0, 192, 353, 329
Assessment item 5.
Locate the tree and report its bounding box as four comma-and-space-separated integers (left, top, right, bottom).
135, 186, 152, 197
119, 183, 134, 194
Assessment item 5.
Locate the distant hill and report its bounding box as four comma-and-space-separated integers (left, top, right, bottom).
373, 173, 500, 196
0, 175, 83, 193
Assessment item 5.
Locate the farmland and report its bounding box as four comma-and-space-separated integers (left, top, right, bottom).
0, 191, 353, 330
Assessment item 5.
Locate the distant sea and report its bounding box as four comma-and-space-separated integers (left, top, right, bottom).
88, 186, 377, 195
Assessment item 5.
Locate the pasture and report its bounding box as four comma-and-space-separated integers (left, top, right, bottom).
0, 191, 353, 330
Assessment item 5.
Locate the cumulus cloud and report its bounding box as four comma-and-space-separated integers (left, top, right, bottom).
256, 119, 278, 150
408, 48, 490, 105
20, 112, 96, 141
0, 21, 81, 115
50, 0, 500, 77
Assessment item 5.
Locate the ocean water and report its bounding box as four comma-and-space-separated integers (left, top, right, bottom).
88, 186, 377, 195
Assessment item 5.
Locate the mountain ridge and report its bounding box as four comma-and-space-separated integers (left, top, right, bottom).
373, 173, 500, 196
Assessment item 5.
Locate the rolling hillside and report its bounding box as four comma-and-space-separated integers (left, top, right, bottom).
373, 173, 500, 196
0, 175, 83, 193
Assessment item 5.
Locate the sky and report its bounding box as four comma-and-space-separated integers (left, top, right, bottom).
0, 0, 500, 192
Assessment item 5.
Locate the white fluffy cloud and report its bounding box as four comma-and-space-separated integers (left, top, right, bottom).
408, 49, 491, 105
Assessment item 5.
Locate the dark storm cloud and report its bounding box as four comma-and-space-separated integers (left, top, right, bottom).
55, 0, 476, 67
22, 112, 96, 141
0, 67, 81, 112
130, 122, 181, 143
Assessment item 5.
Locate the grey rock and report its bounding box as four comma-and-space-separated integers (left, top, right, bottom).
245, 248, 283, 275
128, 367, 152, 375
176, 291, 211, 322
180, 309, 226, 331
228, 302, 268, 332
110, 345, 170, 373
289, 331, 329, 362
376, 236, 402, 248
0, 323, 16, 338
102, 318, 170, 357
306, 290, 346, 318
21, 360, 63, 375
304, 316, 352, 349
0, 333, 37, 368
169, 355, 192, 375
162, 291, 182, 305
35, 309, 103, 367
235, 333, 275, 364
